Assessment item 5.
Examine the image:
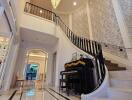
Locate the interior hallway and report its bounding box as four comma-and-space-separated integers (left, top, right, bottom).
0, 81, 80, 100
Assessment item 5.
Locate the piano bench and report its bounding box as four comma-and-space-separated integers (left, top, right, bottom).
59, 79, 71, 96
59, 79, 68, 90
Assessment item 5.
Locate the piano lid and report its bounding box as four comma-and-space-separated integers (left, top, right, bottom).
65, 60, 86, 68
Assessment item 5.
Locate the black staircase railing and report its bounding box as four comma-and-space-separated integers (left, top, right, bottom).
24, 2, 106, 92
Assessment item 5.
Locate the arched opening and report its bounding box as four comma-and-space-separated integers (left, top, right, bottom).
23, 49, 48, 89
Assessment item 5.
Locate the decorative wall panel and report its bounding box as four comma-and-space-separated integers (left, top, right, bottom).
88, 0, 127, 58
118, 0, 132, 46
72, 5, 90, 38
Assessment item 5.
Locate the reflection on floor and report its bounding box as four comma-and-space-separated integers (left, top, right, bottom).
49, 86, 81, 100
0, 90, 15, 100
0, 85, 80, 100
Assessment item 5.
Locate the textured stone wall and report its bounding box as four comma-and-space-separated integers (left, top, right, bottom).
89, 0, 123, 46
57, 13, 69, 27
101, 43, 127, 58
72, 5, 90, 38
118, 0, 132, 46
88, 0, 127, 58
118, 0, 132, 34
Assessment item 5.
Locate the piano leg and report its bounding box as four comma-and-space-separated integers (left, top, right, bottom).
66, 82, 70, 96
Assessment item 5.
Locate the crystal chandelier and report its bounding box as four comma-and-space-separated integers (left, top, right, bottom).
51, 0, 61, 9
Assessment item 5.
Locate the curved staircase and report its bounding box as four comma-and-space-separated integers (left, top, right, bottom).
24, 2, 132, 100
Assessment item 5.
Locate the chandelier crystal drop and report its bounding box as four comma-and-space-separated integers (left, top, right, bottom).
51, 0, 61, 9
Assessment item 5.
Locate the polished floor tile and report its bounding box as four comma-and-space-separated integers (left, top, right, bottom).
22, 90, 43, 100
48, 86, 81, 100
16, 89, 58, 100
0, 90, 14, 100
0, 83, 81, 100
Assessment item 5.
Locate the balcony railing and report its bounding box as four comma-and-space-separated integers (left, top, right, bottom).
24, 2, 56, 21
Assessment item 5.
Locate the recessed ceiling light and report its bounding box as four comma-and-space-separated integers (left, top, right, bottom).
40, 10, 43, 13
73, 2, 77, 6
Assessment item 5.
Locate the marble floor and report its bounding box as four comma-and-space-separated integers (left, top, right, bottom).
0, 90, 15, 100
0, 86, 80, 100
0, 89, 62, 100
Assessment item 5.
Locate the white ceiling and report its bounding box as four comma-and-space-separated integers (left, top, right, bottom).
20, 28, 58, 48
55, 0, 86, 13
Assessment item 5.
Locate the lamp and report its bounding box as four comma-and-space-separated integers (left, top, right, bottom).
51, 0, 61, 9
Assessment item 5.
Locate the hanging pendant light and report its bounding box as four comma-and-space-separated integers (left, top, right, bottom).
51, 0, 61, 9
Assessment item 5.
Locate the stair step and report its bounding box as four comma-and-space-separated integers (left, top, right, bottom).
109, 70, 132, 79
105, 62, 111, 65
104, 59, 126, 71
110, 78, 132, 89
91, 97, 111, 100
105, 60, 111, 64
107, 66, 126, 71
104, 60, 118, 66
108, 88, 132, 100
105, 63, 118, 67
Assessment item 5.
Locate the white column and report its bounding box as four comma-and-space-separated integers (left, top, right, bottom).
69, 14, 72, 30
86, 1, 93, 40
46, 53, 53, 86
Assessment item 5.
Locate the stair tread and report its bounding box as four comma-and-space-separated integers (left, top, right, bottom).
104, 59, 126, 71
92, 97, 111, 100
109, 70, 132, 75
107, 66, 126, 68
107, 66, 126, 71
108, 69, 126, 71
110, 70, 132, 73
107, 67, 125, 69
110, 78, 132, 90
105, 60, 111, 62
109, 87, 132, 93
106, 63, 118, 66
111, 78, 132, 81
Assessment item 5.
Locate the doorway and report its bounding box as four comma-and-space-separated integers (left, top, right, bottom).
24, 49, 48, 89
52, 52, 57, 86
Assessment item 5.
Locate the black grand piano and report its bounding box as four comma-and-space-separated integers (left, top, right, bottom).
60, 58, 97, 95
